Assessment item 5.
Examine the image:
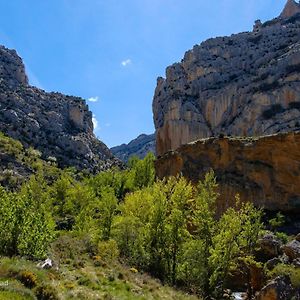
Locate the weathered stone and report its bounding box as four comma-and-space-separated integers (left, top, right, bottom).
155, 132, 300, 213
258, 234, 283, 260
280, 0, 300, 19
265, 258, 282, 271
0, 46, 28, 88
0, 45, 122, 173
111, 133, 156, 163
256, 276, 294, 300
283, 240, 300, 260
153, 9, 300, 157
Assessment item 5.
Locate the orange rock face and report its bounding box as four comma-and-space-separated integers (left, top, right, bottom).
155, 132, 300, 213
280, 0, 300, 19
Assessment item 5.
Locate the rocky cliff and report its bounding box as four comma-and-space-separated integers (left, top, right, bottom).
153, 2, 300, 156
111, 133, 155, 162
155, 132, 300, 214
0, 45, 120, 173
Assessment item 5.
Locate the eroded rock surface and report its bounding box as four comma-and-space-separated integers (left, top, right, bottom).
153, 6, 300, 156
155, 132, 300, 213
0, 45, 121, 172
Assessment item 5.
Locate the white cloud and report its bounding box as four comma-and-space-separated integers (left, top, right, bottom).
92, 114, 99, 131
88, 96, 99, 103
105, 123, 111, 127
121, 59, 132, 67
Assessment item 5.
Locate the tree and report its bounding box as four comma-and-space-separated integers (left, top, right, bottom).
0, 175, 55, 259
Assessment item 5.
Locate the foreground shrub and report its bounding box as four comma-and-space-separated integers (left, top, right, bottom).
34, 284, 59, 300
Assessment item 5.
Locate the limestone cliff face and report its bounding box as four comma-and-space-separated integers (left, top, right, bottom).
0, 45, 121, 172
153, 7, 300, 156
155, 132, 300, 214
111, 133, 155, 163
280, 0, 300, 19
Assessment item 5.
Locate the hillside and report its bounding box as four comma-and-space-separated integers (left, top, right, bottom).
111, 134, 155, 163
0, 45, 121, 173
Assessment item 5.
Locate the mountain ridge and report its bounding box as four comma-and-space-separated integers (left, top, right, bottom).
0, 45, 122, 173
111, 133, 155, 162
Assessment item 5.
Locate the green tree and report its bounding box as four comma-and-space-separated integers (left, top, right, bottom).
127, 152, 155, 190
0, 175, 55, 259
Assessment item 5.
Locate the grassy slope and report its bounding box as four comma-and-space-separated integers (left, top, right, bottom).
0, 256, 199, 300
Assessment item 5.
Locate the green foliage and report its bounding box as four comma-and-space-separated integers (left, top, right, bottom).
0, 176, 55, 259
127, 152, 155, 189
97, 239, 119, 261
113, 176, 193, 283
275, 231, 289, 244
269, 212, 285, 231
269, 264, 300, 288
179, 173, 263, 298
0, 147, 265, 298
34, 284, 59, 300
75, 187, 117, 243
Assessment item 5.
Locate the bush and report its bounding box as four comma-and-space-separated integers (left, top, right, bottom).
97, 240, 119, 262
34, 284, 59, 300
269, 264, 300, 288
18, 271, 37, 289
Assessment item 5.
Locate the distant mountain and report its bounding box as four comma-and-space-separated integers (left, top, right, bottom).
0, 45, 121, 173
111, 133, 155, 162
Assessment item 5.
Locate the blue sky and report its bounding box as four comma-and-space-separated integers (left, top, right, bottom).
0, 0, 287, 147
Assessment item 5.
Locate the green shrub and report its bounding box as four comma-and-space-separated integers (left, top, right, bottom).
275, 232, 289, 244
18, 271, 38, 289
34, 284, 59, 300
97, 240, 119, 262
269, 264, 300, 288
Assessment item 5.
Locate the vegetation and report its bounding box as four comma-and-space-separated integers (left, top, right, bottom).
0, 141, 268, 299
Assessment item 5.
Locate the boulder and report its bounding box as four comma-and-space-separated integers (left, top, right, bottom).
283, 240, 300, 260
265, 258, 282, 271
256, 276, 294, 300
37, 258, 53, 269
258, 234, 283, 260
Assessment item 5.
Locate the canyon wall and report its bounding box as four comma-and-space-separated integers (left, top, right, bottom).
0, 45, 121, 172
155, 132, 300, 213
153, 10, 300, 156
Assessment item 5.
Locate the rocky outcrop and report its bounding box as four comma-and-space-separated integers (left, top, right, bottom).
280, 0, 300, 19
111, 133, 155, 162
258, 233, 283, 260
155, 132, 300, 213
153, 5, 300, 156
0, 46, 28, 88
256, 276, 295, 300
282, 240, 300, 259
0, 45, 121, 172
